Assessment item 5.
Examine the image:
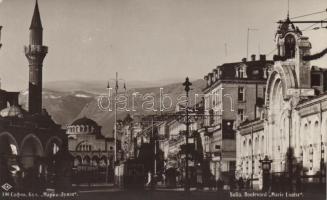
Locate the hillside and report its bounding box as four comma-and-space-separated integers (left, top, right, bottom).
77, 79, 206, 137
19, 89, 95, 126
19, 79, 206, 136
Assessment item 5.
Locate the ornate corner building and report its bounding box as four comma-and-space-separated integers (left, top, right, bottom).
237, 16, 327, 191
0, 1, 70, 192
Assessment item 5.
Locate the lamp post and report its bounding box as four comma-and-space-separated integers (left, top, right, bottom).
0, 26, 2, 49
182, 77, 192, 192
106, 72, 126, 164
259, 155, 272, 192
246, 28, 258, 60
105, 72, 126, 184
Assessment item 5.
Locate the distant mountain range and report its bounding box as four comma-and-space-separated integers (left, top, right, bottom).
19, 89, 95, 126
20, 79, 206, 137
43, 78, 185, 94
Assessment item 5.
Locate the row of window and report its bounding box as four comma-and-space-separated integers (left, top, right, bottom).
68, 125, 96, 133
206, 66, 271, 87
237, 87, 266, 102
77, 144, 92, 151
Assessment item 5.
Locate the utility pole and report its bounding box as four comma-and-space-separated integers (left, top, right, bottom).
152, 116, 157, 185
183, 77, 192, 192
247, 28, 258, 60
0, 26, 2, 49
114, 72, 118, 163
251, 82, 258, 189
106, 72, 126, 184
251, 125, 254, 190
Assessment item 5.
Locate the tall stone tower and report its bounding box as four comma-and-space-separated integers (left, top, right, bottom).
275, 16, 312, 89
25, 0, 48, 114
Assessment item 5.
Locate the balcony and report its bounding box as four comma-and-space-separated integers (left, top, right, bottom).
24, 45, 48, 55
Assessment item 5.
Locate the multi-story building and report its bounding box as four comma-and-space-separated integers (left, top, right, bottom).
202, 54, 273, 182
237, 16, 327, 191
119, 101, 205, 186
120, 114, 141, 160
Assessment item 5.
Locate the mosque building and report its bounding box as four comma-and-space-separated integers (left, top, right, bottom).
0, 1, 71, 192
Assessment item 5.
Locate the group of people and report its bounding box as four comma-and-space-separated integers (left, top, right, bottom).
196, 175, 253, 191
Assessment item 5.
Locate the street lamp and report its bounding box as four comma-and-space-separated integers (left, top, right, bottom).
260, 156, 272, 171
259, 155, 272, 191
0, 26, 2, 49
182, 77, 192, 192
106, 72, 127, 164
105, 72, 126, 184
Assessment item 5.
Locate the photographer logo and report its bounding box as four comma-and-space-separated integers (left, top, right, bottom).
1, 183, 12, 191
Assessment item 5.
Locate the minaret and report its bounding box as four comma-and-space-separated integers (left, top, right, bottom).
25, 0, 48, 114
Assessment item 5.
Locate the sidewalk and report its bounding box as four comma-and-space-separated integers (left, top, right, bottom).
73, 183, 119, 193
155, 187, 224, 192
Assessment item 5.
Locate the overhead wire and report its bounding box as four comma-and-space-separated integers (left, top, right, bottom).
290, 9, 327, 20
301, 17, 327, 31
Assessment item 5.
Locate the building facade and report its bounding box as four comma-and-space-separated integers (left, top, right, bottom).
202, 55, 273, 182
66, 117, 114, 168
237, 16, 327, 191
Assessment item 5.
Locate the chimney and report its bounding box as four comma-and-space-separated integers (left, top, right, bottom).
242, 58, 247, 62
260, 54, 266, 61
204, 75, 209, 87
251, 54, 256, 61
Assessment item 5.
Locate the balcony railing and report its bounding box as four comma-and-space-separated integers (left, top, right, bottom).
24, 45, 48, 54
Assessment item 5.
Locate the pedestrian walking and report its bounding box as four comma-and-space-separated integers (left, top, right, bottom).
229, 177, 236, 191
245, 178, 250, 190
209, 176, 215, 190
216, 178, 224, 191
238, 177, 244, 191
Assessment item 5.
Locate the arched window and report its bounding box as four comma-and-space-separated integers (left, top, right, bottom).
10, 144, 18, 155
315, 121, 319, 144
309, 144, 314, 171
248, 139, 252, 156
255, 137, 259, 154
217, 69, 221, 78
243, 140, 246, 157
236, 65, 247, 78
263, 67, 270, 79
285, 34, 296, 59
52, 143, 59, 155
239, 67, 245, 78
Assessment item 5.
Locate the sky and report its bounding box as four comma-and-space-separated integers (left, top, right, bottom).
0, 0, 326, 91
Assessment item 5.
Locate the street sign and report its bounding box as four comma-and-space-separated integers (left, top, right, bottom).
286, 88, 314, 97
